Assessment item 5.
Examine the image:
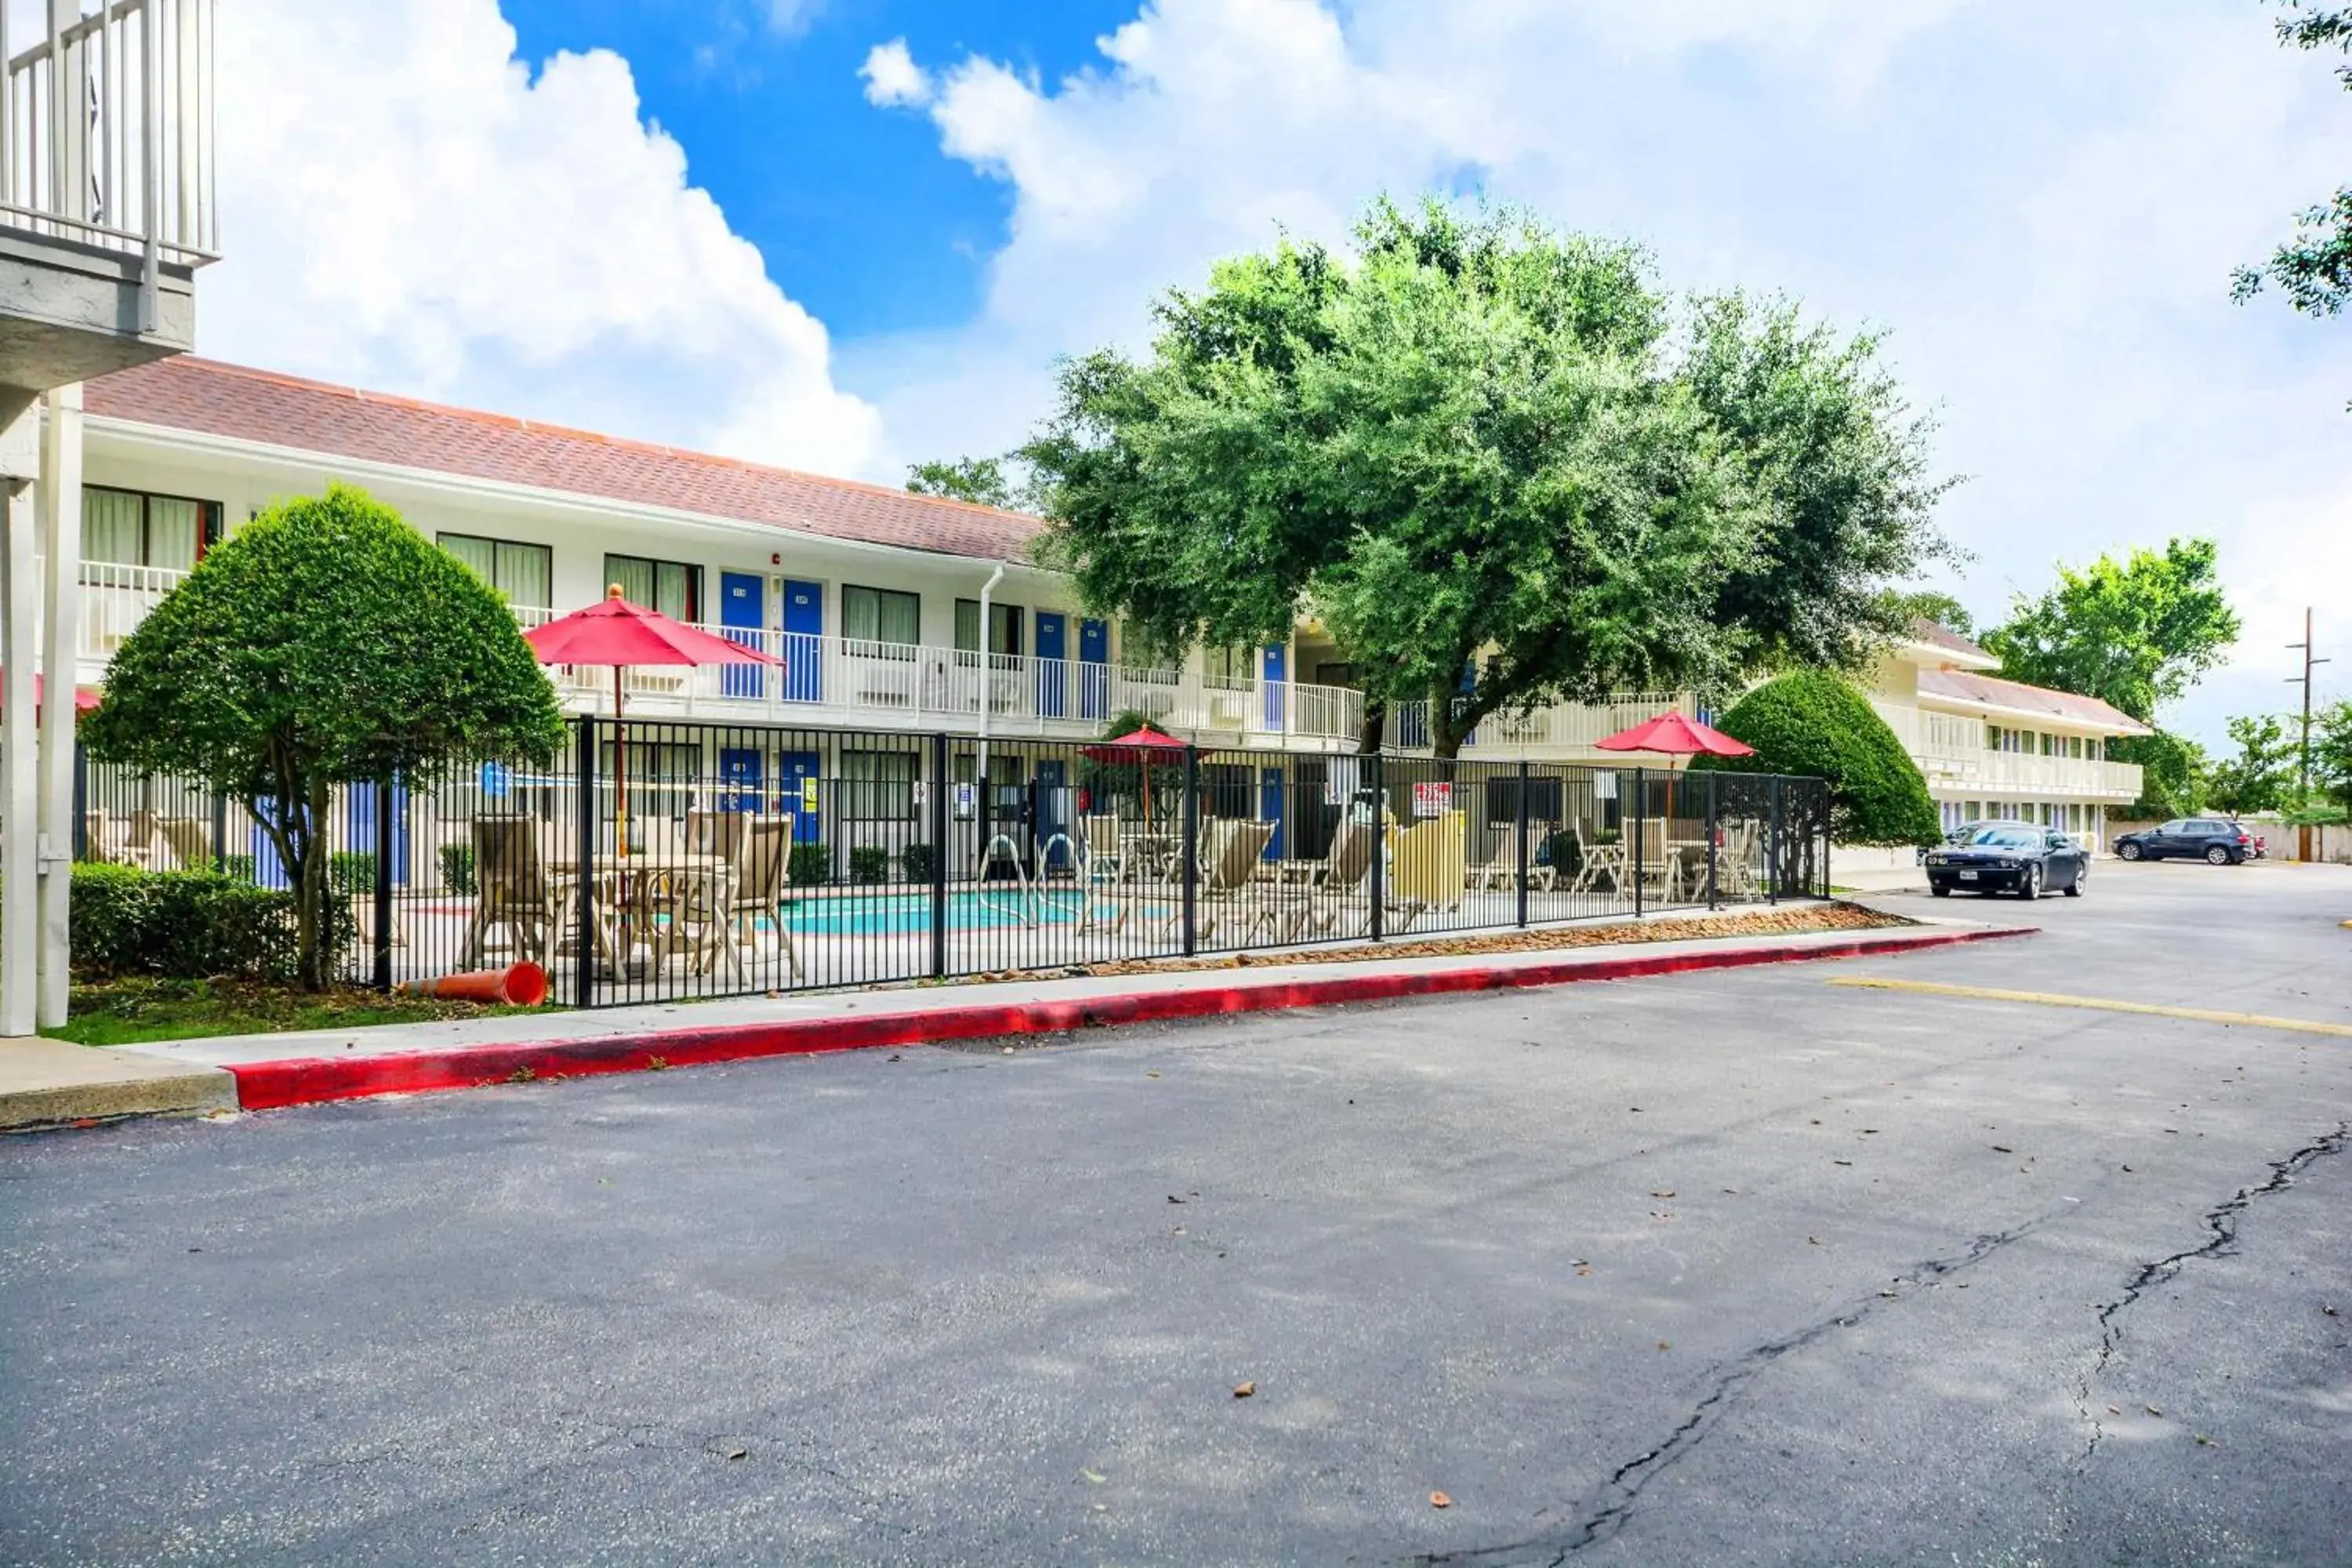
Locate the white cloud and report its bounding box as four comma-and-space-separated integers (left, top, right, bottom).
856, 0, 2352, 742
859, 39, 931, 108
203, 0, 880, 474
765, 0, 824, 34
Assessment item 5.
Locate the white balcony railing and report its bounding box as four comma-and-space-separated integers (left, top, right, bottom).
508, 612, 1364, 743
1870, 697, 2142, 800
74, 557, 184, 660
2, 0, 219, 285
1392, 691, 1687, 753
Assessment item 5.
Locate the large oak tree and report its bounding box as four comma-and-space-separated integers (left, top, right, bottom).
1023, 199, 1950, 757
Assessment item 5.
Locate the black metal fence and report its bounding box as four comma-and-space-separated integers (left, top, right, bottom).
74, 717, 1833, 1005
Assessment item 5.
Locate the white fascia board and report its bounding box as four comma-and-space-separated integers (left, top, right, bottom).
1893, 638, 2000, 672
82, 416, 1065, 583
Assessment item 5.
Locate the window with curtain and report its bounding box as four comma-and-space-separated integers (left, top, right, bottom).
1204, 646, 1257, 684
843, 585, 920, 655
840, 750, 918, 819
82, 487, 216, 573
953, 599, 1025, 657
604, 554, 699, 622
439, 533, 552, 608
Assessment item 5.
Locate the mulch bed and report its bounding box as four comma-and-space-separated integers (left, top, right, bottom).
949, 900, 1915, 985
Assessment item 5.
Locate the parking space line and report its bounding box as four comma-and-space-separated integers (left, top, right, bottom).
1824, 977, 2352, 1039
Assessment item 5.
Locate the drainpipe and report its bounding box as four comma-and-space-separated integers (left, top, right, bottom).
975, 562, 1005, 783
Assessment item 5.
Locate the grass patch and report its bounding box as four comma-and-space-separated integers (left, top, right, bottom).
46, 977, 552, 1047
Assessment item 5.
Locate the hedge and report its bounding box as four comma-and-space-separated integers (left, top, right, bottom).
1690, 671, 1942, 848
72, 862, 354, 983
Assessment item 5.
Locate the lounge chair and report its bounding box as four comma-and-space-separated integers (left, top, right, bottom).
1296, 818, 1427, 939
1165, 818, 1277, 944
1467, 821, 1557, 893
1082, 815, 1125, 884
461, 814, 558, 967
154, 815, 213, 873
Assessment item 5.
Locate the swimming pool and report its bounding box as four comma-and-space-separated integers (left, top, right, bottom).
780, 888, 1158, 936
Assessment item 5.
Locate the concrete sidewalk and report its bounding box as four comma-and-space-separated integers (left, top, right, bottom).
5, 909, 2031, 1127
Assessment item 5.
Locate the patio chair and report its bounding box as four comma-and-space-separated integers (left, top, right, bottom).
1164, 818, 1277, 944
1564, 822, 1626, 898
724, 812, 799, 982
686, 808, 748, 863
1467, 822, 1557, 893
461, 814, 559, 967
1296, 818, 1427, 939
1082, 815, 1124, 884
1717, 820, 1762, 898
154, 815, 213, 873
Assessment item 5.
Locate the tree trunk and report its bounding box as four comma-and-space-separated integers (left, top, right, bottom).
296, 777, 333, 991
1355, 699, 1386, 756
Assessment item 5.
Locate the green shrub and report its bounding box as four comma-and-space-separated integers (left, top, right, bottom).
438, 842, 476, 895
72, 863, 355, 982
788, 842, 831, 886
1690, 671, 1941, 848
222, 853, 257, 884
328, 850, 378, 895
848, 845, 891, 884
900, 842, 937, 882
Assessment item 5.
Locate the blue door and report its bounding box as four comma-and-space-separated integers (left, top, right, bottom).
1261, 644, 1287, 731
1261, 767, 1285, 860
252, 788, 407, 890
779, 750, 822, 844
1079, 618, 1109, 720
782, 580, 822, 702
718, 748, 764, 813
1035, 759, 1071, 870
1036, 612, 1067, 718
720, 572, 766, 700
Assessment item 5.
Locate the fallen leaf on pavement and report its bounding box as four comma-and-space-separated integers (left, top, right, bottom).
2195, 1435, 2216, 1447
1991, 1145, 2013, 1153
1167, 1195, 1186, 1204
1083, 1469, 1108, 1484
2145, 1403, 2163, 1417
1833, 1159, 1854, 1167
1808, 1236, 1823, 1246
1651, 1189, 1676, 1199
1429, 1492, 1452, 1509
2324, 1305, 2339, 1316
1145, 1071, 1161, 1079
2108, 1405, 2122, 1415
1233, 1381, 1256, 1399
1657, 1340, 1671, 1351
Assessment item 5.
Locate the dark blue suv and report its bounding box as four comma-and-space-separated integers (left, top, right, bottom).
2112, 818, 2252, 866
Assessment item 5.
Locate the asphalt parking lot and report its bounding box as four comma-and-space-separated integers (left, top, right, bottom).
4, 858, 2349, 1566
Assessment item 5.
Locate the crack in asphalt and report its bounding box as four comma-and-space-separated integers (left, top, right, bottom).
2073, 1118, 2352, 1462
1402, 1220, 2045, 1568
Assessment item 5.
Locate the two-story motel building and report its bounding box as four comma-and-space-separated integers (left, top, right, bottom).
62, 356, 2146, 848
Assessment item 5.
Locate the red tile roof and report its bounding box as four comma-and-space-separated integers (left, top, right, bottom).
1906, 615, 1998, 666
82, 357, 1047, 563
1916, 668, 2151, 735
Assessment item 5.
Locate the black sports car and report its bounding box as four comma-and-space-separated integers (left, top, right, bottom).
1924, 821, 2089, 899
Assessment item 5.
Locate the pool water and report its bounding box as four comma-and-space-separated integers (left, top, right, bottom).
780, 888, 1154, 936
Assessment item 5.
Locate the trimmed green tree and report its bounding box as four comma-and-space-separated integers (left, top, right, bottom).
83, 485, 568, 989
1689, 671, 1943, 856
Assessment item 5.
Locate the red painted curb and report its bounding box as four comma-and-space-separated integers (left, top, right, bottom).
227, 926, 2031, 1111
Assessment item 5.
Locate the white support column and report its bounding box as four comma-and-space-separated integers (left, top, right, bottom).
2, 459, 40, 1040
36, 385, 81, 1029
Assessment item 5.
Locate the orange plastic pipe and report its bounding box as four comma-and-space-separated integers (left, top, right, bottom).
396, 962, 549, 1007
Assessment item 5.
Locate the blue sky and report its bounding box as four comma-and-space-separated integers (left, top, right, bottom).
198, 0, 2351, 747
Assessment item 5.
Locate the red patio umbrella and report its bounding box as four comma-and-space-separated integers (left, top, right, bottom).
1080, 724, 1189, 826
1594, 710, 1753, 834
524, 586, 781, 856
1592, 710, 1755, 760
0, 673, 103, 715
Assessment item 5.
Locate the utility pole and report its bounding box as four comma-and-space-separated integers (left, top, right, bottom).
2287, 606, 2329, 861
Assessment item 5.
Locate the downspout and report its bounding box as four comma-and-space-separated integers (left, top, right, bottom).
975, 562, 1006, 783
